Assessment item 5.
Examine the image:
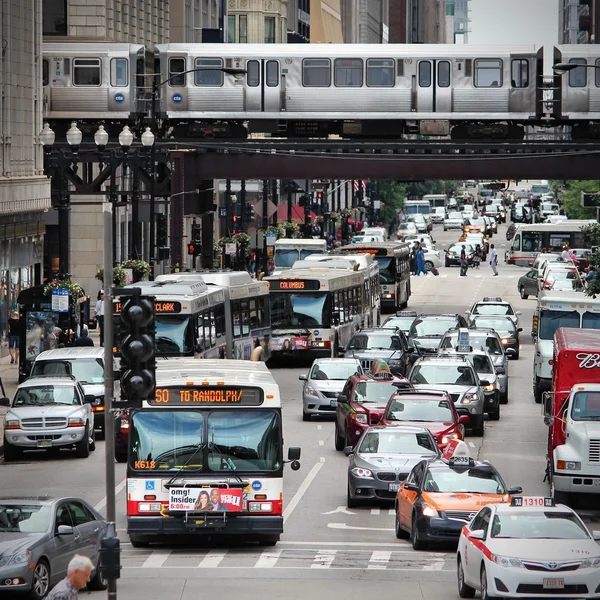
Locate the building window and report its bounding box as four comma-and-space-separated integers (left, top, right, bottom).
334, 58, 363, 87
569, 58, 587, 88
239, 15, 248, 43
511, 59, 529, 88
227, 15, 236, 43
474, 59, 502, 87
438, 61, 451, 87
43, 0, 67, 35
110, 58, 128, 87
169, 58, 186, 86
73, 59, 101, 86
366, 59, 394, 87
247, 60, 260, 87
418, 61, 431, 87
265, 16, 276, 43
43, 59, 49, 87
194, 58, 224, 86
302, 59, 331, 87
202, 0, 209, 23
266, 61, 279, 87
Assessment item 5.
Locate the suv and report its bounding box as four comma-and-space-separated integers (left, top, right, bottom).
341, 329, 413, 376
408, 314, 468, 355
407, 355, 488, 436
0, 375, 95, 461
30, 347, 118, 436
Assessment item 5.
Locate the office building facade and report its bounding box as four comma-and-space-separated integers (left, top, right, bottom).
389, 0, 447, 44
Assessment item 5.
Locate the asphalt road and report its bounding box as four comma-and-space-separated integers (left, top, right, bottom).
3, 221, 600, 600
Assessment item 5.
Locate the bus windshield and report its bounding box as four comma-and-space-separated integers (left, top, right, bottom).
538, 309, 580, 340
274, 249, 299, 269
375, 257, 396, 284
155, 315, 194, 354
270, 293, 331, 328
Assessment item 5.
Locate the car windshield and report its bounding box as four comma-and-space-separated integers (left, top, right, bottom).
410, 319, 458, 338
351, 381, 398, 406
386, 398, 454, 422
440, 335, 503, 356
0, 504, 51, 533
310, 362, 359, 381
491, 512, 589, 539
472, 303, 514, 316
382, 316, 416, 333
375, 257, 396, 285
31, 358, 104, 385
538, 310, 580, 341
466, 354, 494, 374
547, 270, 578, 281
274, 249, 300, 269
347, 334, 401, 350
471, 317, 516, 334
571, 391, 600, 421
12, 385, 79, 406
358, 430, 437, 454
410, 364, 477, 386
155, 315, 194, 355
449, 245, 474, 254
424, 467, 505, 494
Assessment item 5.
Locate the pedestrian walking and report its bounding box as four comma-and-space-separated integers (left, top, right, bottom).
7, 310, 20, 364
95, 290, 105, 347
490, 244, 499, 276
460, 246, 469, 277
415, 245, 427, 276
74, 325, 94, 347
45, 554, 94, 600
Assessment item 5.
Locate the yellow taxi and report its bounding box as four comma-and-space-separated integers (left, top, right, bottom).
394, 440, 522, 550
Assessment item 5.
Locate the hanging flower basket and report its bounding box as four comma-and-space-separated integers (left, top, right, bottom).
283, 222, 301, 238
96, 267, 128, 288
265, 224, 285, 239
330, 211, 341, 222
340, 208, 352, 218
44, 278, 86, 302
120, 259, 151, 281
218, 233, 251, 257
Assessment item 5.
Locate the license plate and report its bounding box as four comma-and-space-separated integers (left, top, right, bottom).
330, 399, 338, 407
543, 579, 564, 589
388, 483, 401, 492
37, 440, 52, 448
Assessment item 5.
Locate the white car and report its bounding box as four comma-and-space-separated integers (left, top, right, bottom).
0, 376, 96, 461
467, 297, 522, 327
408, 215, 429, 234
457, 497, 600, 600
444, 211, 464, 231
431, 207, 447, 224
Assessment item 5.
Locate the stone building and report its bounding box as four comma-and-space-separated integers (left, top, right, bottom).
227, 0, 288, 43
341, 0, 389, 43
389, 0, 447, 44
0, 0, 51, 342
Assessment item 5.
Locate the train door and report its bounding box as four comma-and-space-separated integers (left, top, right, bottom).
416, 60, 452, 113
245, 59, 281, 112
509, 55, 533, 114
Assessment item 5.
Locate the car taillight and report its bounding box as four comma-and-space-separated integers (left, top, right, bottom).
120, 420, 130, 430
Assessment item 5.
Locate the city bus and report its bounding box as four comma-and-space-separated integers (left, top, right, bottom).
114, 280, 227, 358
155, 271, 270, 360
423, 194, 447, 209
336, 241, 411, 312
273, 239, 327, 270
125, 359, 301, 548
506, 222, 597, 267
297, 253, 381, 329
265, 267, 365, 357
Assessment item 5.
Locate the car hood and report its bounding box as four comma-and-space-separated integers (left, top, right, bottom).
412, 383, 478, 396
412, 337, 443, 352
0, 532, 46, 556
384, 420, 457, 437
354, 453, 435, 472
487, 539, 600, 561
8, 405, 84, 418
309, 380, 347, 394
346, 350, 403, 360
80, 383, 104, 397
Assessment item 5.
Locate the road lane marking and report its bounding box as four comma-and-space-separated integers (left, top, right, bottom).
254, 550, 282, 568
318, 440, 324, 446
468, 442, 475, 448
141, 551, 170, 568
311, 550, 336, 568
422, 555, 445, 571
370, 508, 380, 515
278, 541, 410, 548
328, 522, 394, 532
368, 551, 392, 569
198, 550, 227, 568
322, 506, 356, 515
317, 425, 322, 430
283, 460, 324, 523
388, 509, 395, 516
320, 457, 325, 462
94, 479, 127, 512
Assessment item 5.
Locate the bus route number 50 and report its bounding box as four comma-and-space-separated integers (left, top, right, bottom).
155, 389, 170, 403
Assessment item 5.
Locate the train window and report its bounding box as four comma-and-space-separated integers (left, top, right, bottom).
42, 59, 49, 87
110, 58, 128, 87
169, 58, 186, 86
334, 59, 363, 87
247, 60, 260, 87
438, 61, 451, 87
569, 58, 587, 87
266, 61, 279, 87
73, 58, 101, 86
303, 59, 331, 87
511, 59, 529, 88
474, 59, 502, 87
418, 61, 431, 87
194, 58, 224, 86
366, 59, 394, 87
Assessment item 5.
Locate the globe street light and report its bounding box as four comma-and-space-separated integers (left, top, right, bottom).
94, 125, 109, 151
40, 123, 56, 148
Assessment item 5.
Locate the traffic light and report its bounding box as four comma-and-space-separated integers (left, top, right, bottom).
191, 223, 201, 241
316, 192, 324, 202
119, 294, 155, 408
156, 213, 168, 246
98, 536, 121, 580
245, 203, 255, 223
187, 242, 201, 256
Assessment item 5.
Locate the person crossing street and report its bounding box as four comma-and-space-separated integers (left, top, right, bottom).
489, 244, 498, 276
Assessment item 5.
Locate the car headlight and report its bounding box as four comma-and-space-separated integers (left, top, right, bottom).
304, 385, 318, 397
441, 433, 461, 445
388, 359, 402, 366
351, 467, 373, 478
581, 558, 600, 568
492, 554, 525, 568
422, 503, 439, 518
483, 383, 496, 392
556, 460, 581, 471
461, 392, 479, 404
68, 417, 85, 427
0, 550, 31, 567
354, 413, 368, 424
501, 338, 516, 345
4, 419, 20, 430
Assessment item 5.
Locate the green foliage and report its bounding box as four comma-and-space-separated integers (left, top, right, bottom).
379, 181, 406, 224
550, 180, 598, 220
581, 224, 600, 297
403, 180, 458, 200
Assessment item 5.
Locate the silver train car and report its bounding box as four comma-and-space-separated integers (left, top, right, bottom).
39, 42, 600, 140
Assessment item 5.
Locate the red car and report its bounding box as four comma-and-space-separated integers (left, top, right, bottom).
380, 390, 466, 450
334, 372, 413, 451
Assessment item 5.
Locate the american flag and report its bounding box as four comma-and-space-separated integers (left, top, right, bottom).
353, 180, 367, 193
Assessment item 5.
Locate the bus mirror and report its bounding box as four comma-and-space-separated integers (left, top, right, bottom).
543, 415, 554, 427
542, 392, 552, 417
288, 447, 301, 461
290, 460, 301, 471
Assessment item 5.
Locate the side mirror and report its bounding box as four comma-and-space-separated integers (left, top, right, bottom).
495, 367, 506, 375
337, 394, 348, 404
0, 397, 10, 407
338, 347, 346, 356
459, 415, 470, 424
57, 525, 74, 536
403, 482, 420, 493
479, 380, 490, 387
84, 395, 96, 404
507, 486, 523, 495
298, 374, 307, 381
343, 446, 354, 456
517, 327, 523, 333
288, 447, 301, 461
516, 311, 522, 316
592, 531, 600, 541
469, 529, 485, 540
464, 310, 470, 315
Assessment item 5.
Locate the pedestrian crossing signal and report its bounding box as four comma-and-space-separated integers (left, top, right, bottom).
188, 243, 200, 257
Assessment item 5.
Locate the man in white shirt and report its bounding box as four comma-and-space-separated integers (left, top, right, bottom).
95, 290, 104, 346
561, 246, 571, 262
489, 244, 498, 276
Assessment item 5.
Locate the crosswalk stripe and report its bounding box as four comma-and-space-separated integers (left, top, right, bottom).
254, 549, 282, 568
198, 550, 227, 568
311, 550, 336, 568
370, 508, 380, 515
368, 551, 391, 569
388, 509, 395, 516
141, 551, 170, 568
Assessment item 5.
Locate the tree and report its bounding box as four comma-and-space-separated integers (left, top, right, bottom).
550, 180, 598, 220
378, 181, 406, 224
581, 224, 600, 298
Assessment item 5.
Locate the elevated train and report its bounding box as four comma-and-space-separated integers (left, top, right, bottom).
42, 43, 600, 140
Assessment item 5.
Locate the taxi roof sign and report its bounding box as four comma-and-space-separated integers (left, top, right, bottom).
441, 439, 474, 467
370, 359, 393, 379
396, 311, 417, 317
483, 297, 503, 302
457, 328, 471, 353
510, 496, 555, 507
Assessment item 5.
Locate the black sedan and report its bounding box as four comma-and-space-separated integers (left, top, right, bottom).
444, 243, 476, 268
0, 496, 108, 599
469, 316, 522, 359
517, 268, 539, 299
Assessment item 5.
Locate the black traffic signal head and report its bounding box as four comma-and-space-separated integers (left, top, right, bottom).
156, 213, 168, 247
316, 192, 324, 201
188, 243, 201, 256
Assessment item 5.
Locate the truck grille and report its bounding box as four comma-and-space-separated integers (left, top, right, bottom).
445, 510, 476, 522
589, 439, 600, 463
20, 417, 68, 429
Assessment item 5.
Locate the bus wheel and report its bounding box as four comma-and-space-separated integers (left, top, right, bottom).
258, 535, 280, 546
